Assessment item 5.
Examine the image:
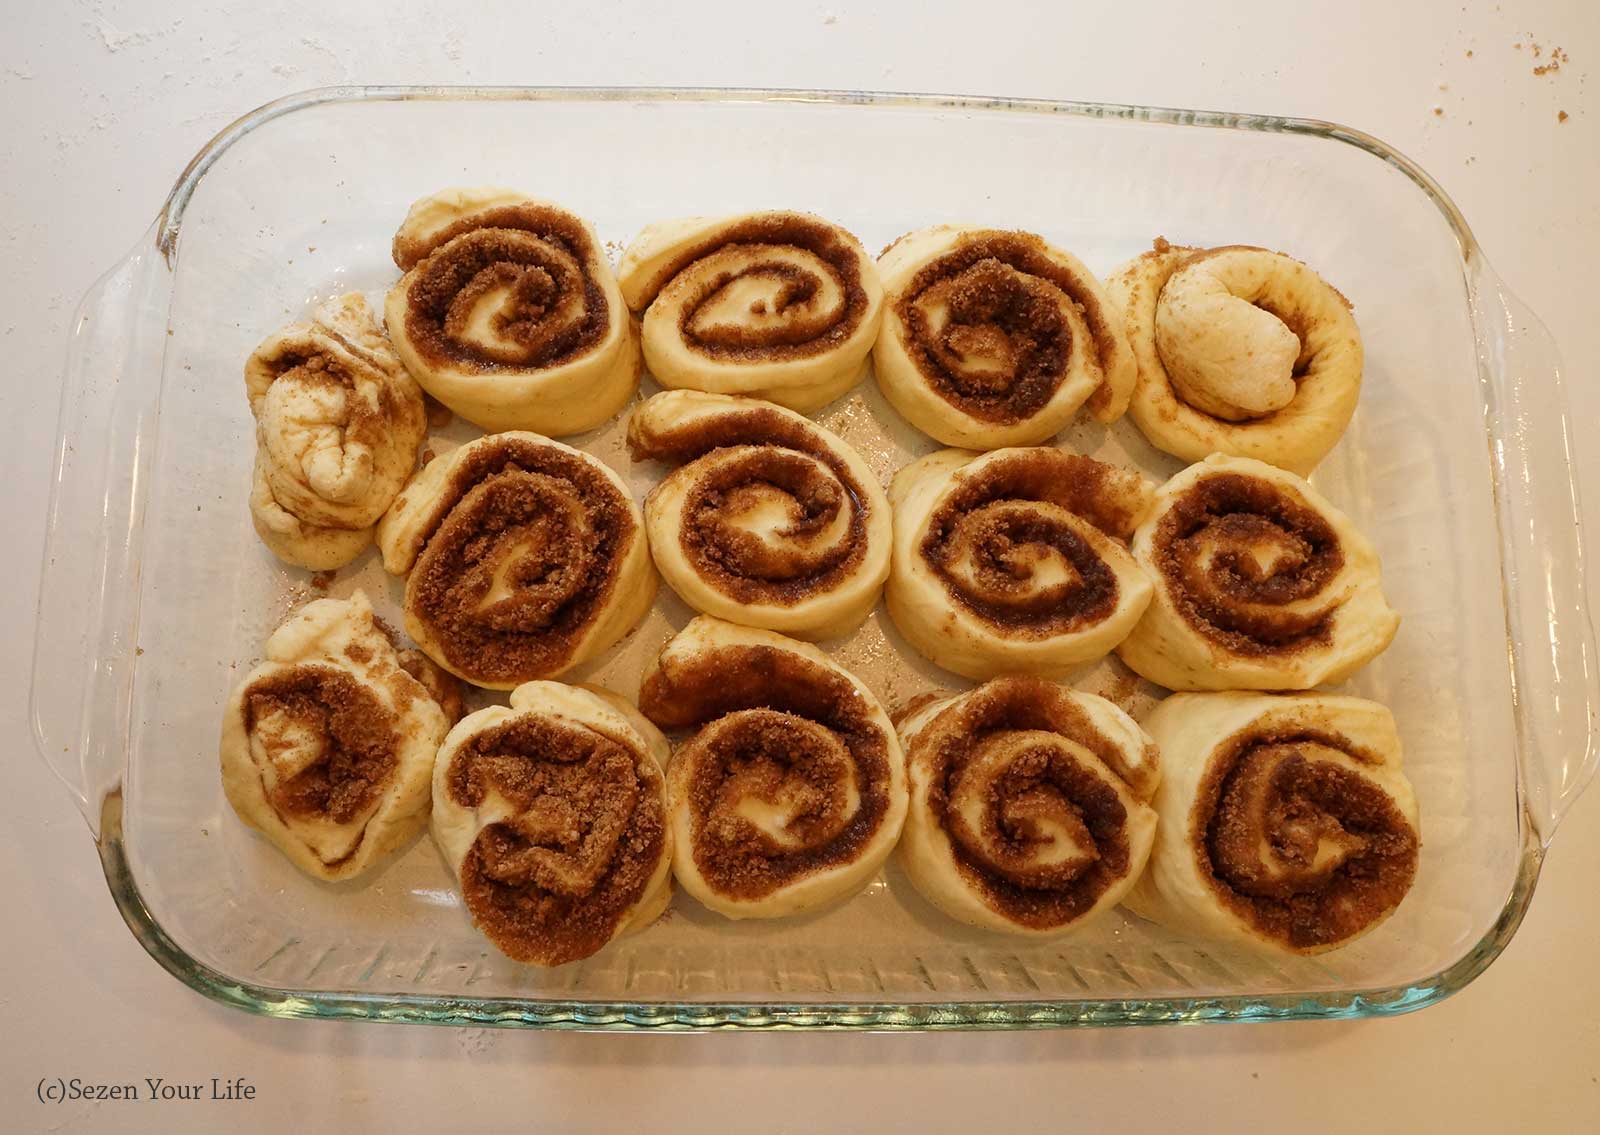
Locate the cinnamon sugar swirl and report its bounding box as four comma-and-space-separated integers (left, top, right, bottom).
1105, 241, 1363, 475
1116, 454, 1399, 690
897, 678, 1160, 935
638, 617, 908, 919
887, 447, 1157, 680
874, 225, 1136, 448
385, 188, 640, 435
219, 591, 451, 881
627, 390, 891, 640
376, 432, 656, 689
617, 211, 884, 412
432, 682, 673, 966
245, 293, 426, 570
1126, 692, 1419, 954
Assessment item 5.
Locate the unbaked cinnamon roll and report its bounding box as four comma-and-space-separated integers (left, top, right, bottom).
219, 590, 451, 881
887, 447, 1156, 680
897, 678, 1160, 935
245, 293, 426, 569
385, 187, 640, 435
637, 617, 908, 919
874, 225, 1136, 448
1126, 692, 1419, 954
432, 681, 673, 966
376, 431, 657, 690
616, 211, 883, 412
627, 390, 891, 640
1105, 240, 1363, 475
1116, 454, 1399, 690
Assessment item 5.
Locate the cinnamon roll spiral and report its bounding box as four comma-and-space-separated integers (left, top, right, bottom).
245, 293, 426, 570
219, 591, 451, 881
617, 211, 884, 412
1126, 692, 1420, 954
874, 225, 1136, 448
887, 447, 1157, 680
1105, 241, 1363, 475
1116, 454, 1399, 690
627, 390, 892, 640
376, 432, 657, 689
638, 617, 908, 919
897, 678, 1160, 935
432, 682, 673, 966
385, 187, 640, 435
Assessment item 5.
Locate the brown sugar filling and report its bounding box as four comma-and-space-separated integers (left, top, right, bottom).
638, 642, 892, 901
677, 452, 861, 599
915, 677, 1155, 929
448, 714, 666, 966
244, 666, 398, 827
643, 214, 870, 362
398, 204, 609, 373
1196, 728, 1419, 951
631, 404, 871, 606
896, 232, 1117, 423
407, 437, 632, 685
1153, 472, 1343, 654
920, 451, 1148, 634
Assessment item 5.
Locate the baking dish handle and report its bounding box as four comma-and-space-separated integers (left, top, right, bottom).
1471, 257, 1600, 847
30, 225, 171, 839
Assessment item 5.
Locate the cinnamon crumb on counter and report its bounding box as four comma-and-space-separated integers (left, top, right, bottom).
1534, 47, 1568, 76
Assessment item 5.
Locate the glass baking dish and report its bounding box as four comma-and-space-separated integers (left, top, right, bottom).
31, 86, 1598, 1030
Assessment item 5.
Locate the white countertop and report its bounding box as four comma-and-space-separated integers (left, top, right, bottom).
3, 2, 1597, 1131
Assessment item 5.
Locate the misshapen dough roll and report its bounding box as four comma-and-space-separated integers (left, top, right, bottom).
1116, 454, 1399, 691
637, 617, 907, 919
432, 681, 673, 966
245, 293, 426, 569
874, 225, 1136, 448
1105, 241, 1362, 475
1126, 691, 1420, 955
627, 390, 891, 640
219, 591, 452, 881
617, 211, 883, 412
386, 187, 640, 435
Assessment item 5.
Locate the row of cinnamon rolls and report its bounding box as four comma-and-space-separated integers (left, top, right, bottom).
374, 401, 1398, 694
243, 190, 1366, 576
222, 595, 1419, 965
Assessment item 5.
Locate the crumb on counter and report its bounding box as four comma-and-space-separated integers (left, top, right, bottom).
1535, 47, 1569, 76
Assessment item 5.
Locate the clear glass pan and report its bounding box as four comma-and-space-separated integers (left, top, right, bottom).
31, 87, 1599, 1029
